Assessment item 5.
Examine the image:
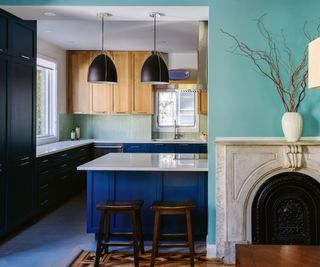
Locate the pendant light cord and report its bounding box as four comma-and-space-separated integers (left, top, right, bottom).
101, 14, 104, 53
153, 14, 156, 53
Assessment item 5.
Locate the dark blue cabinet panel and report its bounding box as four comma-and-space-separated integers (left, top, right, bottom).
7, 60, 35, 161
0, 12, 9, 55
150, 144, 175, 153
114, 172, 162, 234
199, 144, 207, 153
87, 170, 208, 239
0, 164, 5, 235
123, 144, 150, 153
175, 144, 201, 153
7, 159, 34, 230
0, 56, 7, 163
11, 20, 36, 61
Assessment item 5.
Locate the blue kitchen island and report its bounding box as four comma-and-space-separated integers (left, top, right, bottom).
78, 153, 208, 239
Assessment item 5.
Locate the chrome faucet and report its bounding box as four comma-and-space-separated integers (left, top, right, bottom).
174, 120, 183, 139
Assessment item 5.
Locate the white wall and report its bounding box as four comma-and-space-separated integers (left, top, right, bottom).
37, 38, 67, 114
168, 52, 198, 80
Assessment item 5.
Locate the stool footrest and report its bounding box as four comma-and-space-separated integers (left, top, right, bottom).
158, 243, 189, 248
160, 233, 187, 238
102, 242, 134, 247
111, 232, 133, 237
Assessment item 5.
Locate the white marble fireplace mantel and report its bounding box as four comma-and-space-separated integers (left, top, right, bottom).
215, 137, 320, 264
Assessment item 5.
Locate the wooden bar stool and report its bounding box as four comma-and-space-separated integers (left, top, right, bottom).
150, 200, 196, 267
94, 200, 144, 267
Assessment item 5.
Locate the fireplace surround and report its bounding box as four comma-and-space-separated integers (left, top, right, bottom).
215, 138, 320, 264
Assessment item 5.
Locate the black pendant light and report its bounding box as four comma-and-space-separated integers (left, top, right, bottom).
141, 12, 169, 84
88, 13, 117, 84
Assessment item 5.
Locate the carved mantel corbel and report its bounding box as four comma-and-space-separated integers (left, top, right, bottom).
283, 145, 303, 170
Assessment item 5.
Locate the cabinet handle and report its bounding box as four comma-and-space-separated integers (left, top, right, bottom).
0, 48, 3, 52
20, 161, 30, 166
40, 199, 49, 206
60, 164, 68, 168
60, 175, 68, 180
129, 146, 141, 149
60, 153, 68, 157
73, 112, 84, 114
80, 148, 87, 151
40, 170, 49, 175
40, 183, 49, 190
20, 55, 31, 60
20, 156, 30, 161
40, 159, 49, 164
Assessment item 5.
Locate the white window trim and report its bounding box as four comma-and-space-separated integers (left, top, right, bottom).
36, 54, 59, 145
153, 89, 199, 133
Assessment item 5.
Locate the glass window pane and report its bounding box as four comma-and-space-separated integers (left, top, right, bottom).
158, 91, 176, 126
177, 91, 195, 126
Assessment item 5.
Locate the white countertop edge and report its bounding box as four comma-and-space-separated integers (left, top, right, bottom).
36, 139, 207, 158
77, 167, 208, 172
214, 136, 320, 145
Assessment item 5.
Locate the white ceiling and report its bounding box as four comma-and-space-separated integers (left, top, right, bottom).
1, 6, 209, 52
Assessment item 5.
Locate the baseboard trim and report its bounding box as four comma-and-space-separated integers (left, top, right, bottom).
206, 244, 216, 258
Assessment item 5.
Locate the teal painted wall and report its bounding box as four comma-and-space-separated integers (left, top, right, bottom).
4, 0, 320, 246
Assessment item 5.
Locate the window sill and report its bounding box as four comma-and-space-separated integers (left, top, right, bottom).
37, 136, 59, 146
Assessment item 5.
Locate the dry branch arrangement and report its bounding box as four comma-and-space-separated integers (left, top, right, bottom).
221, 15, 319, 112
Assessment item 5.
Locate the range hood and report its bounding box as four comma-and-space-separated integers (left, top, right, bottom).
197, 21, 208, 90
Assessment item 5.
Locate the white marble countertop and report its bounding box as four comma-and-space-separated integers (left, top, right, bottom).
77, 153, 208, 172
36, 139, 207, 158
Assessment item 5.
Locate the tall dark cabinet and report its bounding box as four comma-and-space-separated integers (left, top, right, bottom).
0, 9, 36, 237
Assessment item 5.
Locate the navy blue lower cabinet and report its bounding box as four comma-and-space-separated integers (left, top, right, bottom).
150, 144, 175, 153
123, 144, 150, 153
175, 144, 201, 153
86, 170, 208, 239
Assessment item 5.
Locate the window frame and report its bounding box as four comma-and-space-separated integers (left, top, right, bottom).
153, 89, 199, 133
36, 54, 58, 145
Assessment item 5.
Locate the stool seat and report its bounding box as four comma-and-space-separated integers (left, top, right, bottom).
151, 200, 195, 210
97, 200, 144, 210
94, 200, 144, 267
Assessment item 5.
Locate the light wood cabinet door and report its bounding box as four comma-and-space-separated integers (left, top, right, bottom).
132, 51, 154, 114
91, 52, 114, 114
67, 51, 91, 114
112, 51, 132, 114
198, 90, 208, 115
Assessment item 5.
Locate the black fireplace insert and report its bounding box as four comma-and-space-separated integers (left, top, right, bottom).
252, 172, 320, 245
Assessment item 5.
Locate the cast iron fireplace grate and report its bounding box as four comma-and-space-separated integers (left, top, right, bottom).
252, 172, 320, 245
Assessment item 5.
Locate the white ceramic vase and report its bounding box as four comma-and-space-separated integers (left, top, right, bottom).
281, 112, 303, 142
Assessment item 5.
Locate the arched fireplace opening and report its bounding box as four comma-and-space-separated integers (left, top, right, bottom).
252, 172, 320, 245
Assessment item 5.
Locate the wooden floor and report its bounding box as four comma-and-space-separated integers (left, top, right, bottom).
71, 251, 233, 266
236, 244, 320, 267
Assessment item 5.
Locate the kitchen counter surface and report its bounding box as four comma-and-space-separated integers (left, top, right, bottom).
36, 139, 207, 158
77, 153, 208, 172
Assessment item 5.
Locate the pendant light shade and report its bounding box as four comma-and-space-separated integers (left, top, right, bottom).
88, 54, 117, 83
88, 13, 117, 84
141, 12, 169, 84
141, 53, 169, 84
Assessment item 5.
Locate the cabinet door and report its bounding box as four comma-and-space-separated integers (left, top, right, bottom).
11, 20, 36, 61
67, 51, 91, 114
175, 144, 200, 153
112, 52, 132, 114
198, 90, 208, 115
91, 52, 114, 114
0, 56, 8, 162
0, 163, 5, 236
0, 12, 9, 55
7, 59, 35, 161
132, 52, 153, 114
7, 159, 33, 229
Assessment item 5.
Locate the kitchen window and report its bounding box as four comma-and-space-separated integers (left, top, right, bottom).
36, 57, 58, 145
154, 89, 199, 132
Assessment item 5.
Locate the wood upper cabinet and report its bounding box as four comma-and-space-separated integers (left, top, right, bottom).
91, 51, 114, 114
132, 51, 154, 114
67, 51, 91, 114
198, 90, 208, 115
112, 51, 132, 114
